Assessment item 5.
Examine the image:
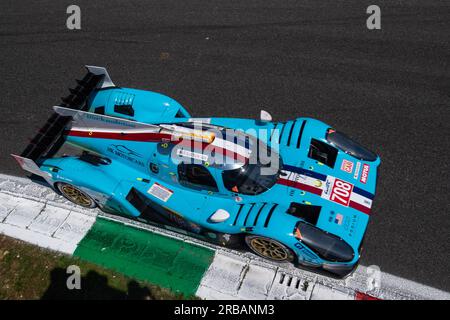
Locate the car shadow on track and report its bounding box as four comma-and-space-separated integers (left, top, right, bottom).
41, 268, 154, 300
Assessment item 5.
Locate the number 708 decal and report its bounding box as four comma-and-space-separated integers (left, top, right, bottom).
330, 178, 353, 206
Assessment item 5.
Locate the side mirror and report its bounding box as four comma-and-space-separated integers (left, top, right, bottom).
260, 110, 272, 122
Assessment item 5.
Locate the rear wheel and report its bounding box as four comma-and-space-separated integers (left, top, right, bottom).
245, 235, 295, 262
56, 182, 97, 208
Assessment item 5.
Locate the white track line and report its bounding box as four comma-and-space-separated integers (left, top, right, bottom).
0, 173, 449, 300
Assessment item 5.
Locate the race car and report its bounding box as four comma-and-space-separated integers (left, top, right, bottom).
13, 66, 380, 278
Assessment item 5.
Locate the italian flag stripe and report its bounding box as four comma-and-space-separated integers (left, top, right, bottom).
73, 217, 215, 297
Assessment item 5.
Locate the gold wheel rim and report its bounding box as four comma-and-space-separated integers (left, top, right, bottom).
250, 237, 288, 261
61, 184, 93, 207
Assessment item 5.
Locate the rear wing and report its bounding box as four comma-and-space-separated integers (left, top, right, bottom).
13, 66, 115, 175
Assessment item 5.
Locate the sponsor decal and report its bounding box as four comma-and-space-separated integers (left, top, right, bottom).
56, 174, 73, 182
163, 206, 201, 233
323, 179, 332, 196
340, 159, 354, 173
147, 182, 173, 202
329, 178, 354, 207
111, 144, 142, 157
176, 148, 208, 162
360, 164, 370, 184
314, 179, 323, 187
353, 161, 361, 179
107, 144, 145, 167
334, 213, 344, 225
294, 173, 306, 183
85, 113, 136, 128
343, 214, 358, 237
188, 118, 211, 124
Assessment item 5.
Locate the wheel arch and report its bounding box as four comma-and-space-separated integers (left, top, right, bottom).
43, 156, 120, 200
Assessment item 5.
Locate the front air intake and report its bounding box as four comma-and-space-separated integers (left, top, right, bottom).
308, 139, 338, 168
287, 202, 321, 225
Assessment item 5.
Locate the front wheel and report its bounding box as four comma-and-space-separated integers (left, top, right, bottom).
245, 235, 295, 262
56, 182, 97, 208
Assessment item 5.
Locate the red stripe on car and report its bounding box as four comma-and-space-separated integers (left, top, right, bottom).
68, 130, 172, 142
68, 129, 248, 163
349, 200, 371, 215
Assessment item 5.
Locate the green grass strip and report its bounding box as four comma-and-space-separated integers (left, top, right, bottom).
74, 217, 214, 297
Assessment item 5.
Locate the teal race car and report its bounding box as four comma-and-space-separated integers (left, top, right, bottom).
13, 66, 381, 278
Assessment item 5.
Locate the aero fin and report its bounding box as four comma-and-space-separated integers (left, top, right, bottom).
85, 65, 115, 88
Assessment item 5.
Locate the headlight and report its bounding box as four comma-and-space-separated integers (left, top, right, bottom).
294, 221, 354, 263
326, 129, 377, 161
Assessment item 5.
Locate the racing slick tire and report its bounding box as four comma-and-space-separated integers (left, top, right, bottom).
56, 182, 97, 208
245, 235, 295, 263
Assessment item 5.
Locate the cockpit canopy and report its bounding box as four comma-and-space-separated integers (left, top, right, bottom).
222, 161, 281, 195
169, 122, 282, 195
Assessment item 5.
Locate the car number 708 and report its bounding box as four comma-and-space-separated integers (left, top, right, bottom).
330, 178, 353, 206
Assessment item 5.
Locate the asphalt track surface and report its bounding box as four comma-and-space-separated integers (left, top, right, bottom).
0, 1, 449, 291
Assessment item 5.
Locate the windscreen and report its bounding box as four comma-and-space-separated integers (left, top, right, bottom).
222, 162, 280, 195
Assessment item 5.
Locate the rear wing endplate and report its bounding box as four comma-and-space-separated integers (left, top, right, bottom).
11, 154, 50, 178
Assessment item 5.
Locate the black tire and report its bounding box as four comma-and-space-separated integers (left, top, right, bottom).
245, 235, 295, 262
56, 182, 97, 208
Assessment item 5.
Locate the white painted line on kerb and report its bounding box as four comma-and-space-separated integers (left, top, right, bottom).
0, 173, 449, 300
0, 176, 98, 254
196, 251, 450, 300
